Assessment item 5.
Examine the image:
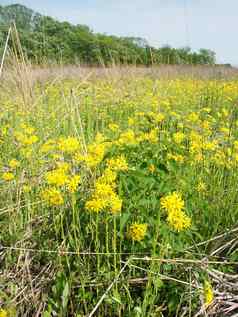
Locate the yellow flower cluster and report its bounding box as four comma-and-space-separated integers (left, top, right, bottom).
67, 175, 81, 193
9, 159, 20, 169
173, 132, 185, 144
128, 223, 148, 241
45, 168, 69, 187
42, 187, 64, 206
2, 172, 14, 181
197, 181, 207, 193
41, 158, 81, 205
58, 137, 80, 153
74, 134, 106, 169
85, 168, 122, 214
117, 130, 137, 146
44, 162, 81, 195
140, 128, 158, 143
189, 131, 203, 154
187, 112, 199, 123
148, 111, 165, 124
14, 131, 38, 146
84, 143, 105, 168
97, 168, 117, 184
56, 161, 70, 172
107, 155, 128, 171
167, 153, 184, 163
148, 164, 155, 173
14, 123, 38, 146
0, 307, 16, 317
160, 192, 191, 232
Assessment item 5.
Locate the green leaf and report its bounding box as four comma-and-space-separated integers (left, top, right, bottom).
120, 213, 130, 230
62, 281, 70, 310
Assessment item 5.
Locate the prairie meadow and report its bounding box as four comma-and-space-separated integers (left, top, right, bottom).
0, 67, 238, 316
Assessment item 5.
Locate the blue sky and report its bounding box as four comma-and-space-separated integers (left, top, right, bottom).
1, 0, 237, 65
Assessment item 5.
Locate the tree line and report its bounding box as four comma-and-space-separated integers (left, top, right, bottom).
0, 4, 217, 66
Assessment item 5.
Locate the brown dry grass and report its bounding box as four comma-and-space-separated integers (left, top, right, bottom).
2, 64, 238, 86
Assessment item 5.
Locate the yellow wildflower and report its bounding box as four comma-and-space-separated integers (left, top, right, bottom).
56, 161, 71, 172
97, 168, 117, 184
86, 168, 122, 214
85, 143, 105, 168
161, 192, 184, 214
67, 175, 81, 193
118, 130, 137, 146
167, 153, 184, 163
187, 112, 199, 122
193, 152, 203, 163
153, 112, 165, 123
58, 137, 80, 153
9, 159, 20, 169
142, 129, 158, 143
166, 209, 191, 232
189, 132, 203, 154
45, 169, 69, 187
201, 120, 211, 131
161, 192, 191, 232
135, 111, 145, 117
25, 135, 38, 145
107, 156, 128, 171
203, 280, 214, 306
85, 198, 107, 213
110, 195, 122, 214
42, 188, 64, 206
173, 132, 185, 144
74, 151, 85, 163
95, 182, 114, 197
148, 164, 155, 173
128, 117, 135, 126
197, 181, 207, 193
148, 111, 165, 123
203, 140, 217, 151
128, 223, 148, 241
15, 132, 38, 145
0, 309, 7, 317
2, 172, 14, 181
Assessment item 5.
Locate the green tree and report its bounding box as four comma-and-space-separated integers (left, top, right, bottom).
0, 3, 217, 66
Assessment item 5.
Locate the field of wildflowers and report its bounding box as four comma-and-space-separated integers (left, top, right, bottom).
1, 74, 238, 316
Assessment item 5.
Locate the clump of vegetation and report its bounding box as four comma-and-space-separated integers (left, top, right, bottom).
0, 4, 216, 65
0, 71, 238, 316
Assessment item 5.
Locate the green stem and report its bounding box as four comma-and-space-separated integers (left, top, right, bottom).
113, 216, 117, 273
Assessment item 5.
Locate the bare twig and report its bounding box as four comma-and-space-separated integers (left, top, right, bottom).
0, 26, 11, 78
88, 259, 129, 317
